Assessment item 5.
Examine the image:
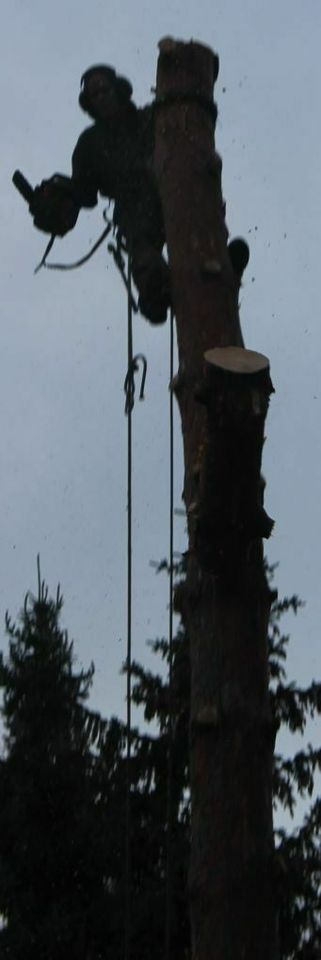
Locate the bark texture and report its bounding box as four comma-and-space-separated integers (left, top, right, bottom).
154, 38, 278, 960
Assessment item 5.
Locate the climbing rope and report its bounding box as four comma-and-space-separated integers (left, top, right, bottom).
124, 253, 133, 960
123, 266, 174, 960
34, 219, 145, 960
34, 213, 175, 960
123, 253, 147, 960
34, 234, 56, 274
165, 307, 175, 960
108, 236, 139, 314
34, 210, 113, 274
123, 285, 174, 960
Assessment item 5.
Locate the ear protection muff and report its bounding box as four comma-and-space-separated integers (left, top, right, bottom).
79, 65, 133, 117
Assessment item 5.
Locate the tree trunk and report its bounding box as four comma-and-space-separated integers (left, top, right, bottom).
154, 37, 278, 960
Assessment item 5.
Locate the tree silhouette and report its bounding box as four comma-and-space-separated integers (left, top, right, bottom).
0, 576, 123, 959
0, 565, 319, 959
269, 582, 321, 958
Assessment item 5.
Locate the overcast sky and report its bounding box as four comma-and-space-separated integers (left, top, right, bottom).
1, 0, 321, 821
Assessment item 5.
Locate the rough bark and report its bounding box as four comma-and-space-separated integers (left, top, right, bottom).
154, 38, 278, 960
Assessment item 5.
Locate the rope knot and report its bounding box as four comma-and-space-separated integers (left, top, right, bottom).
124, 353, 147, 414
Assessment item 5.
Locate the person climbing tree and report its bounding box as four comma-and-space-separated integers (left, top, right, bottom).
20, 65, 172, 324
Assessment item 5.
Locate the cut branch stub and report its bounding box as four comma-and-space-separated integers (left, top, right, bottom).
192, 347, 274, 574
196, 346, 274, 412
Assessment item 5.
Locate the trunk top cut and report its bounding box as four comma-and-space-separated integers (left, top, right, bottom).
204, 346, 270, 376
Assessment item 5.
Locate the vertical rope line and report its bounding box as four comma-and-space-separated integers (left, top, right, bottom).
125, 253, 133, 960
165, 307, 175, 960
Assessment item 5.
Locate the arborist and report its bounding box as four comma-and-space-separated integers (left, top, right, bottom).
22, 65, 172, 324
14, 63, 250, 324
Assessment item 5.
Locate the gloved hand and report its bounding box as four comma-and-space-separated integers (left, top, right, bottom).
29, 175, 80, 236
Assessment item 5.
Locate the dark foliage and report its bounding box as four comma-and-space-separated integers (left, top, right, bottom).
0, 572, 189, 960
0, 564, 319, 959
129, 563, 321, 959
128, 624, 190, 959
268, 582, 321, 958
0, 579, 127, 960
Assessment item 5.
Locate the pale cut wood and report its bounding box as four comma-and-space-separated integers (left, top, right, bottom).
204, 346, 270, 375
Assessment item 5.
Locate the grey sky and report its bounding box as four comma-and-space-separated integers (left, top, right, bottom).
1, 0, 321, 823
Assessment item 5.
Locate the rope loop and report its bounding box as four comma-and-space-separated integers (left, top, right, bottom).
124, 353, 147, 415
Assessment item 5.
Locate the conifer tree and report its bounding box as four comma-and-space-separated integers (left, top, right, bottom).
0, 572, 116, 960
0, 566, 319, 959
